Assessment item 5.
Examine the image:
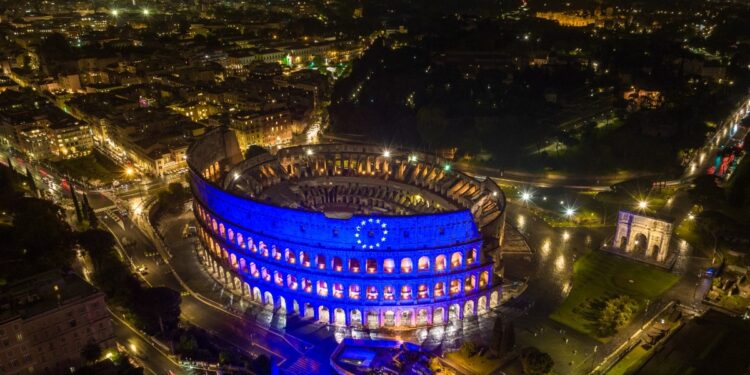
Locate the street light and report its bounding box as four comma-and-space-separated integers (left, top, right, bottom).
382, 149, 391, 158
125, 167, 134, 177
637, 200, 648, 210
142, 8, 150, 15
111, 9, 119, 16
565, 207, 576, 217
521, 191, 532, 202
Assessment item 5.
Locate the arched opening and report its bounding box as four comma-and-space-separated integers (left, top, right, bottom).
212, 219, 218, 232
317, 280, 328, 297
252, 287, 261, 303
449, 279, 461, 296
477, 296, 488, 315
243, 282, 251, 297
479, 271, 489, 289
334, 308, 346, 326
652, 245, 660, 256
349, 258, 361, 273
292, 300, 300, 314
304, 303, 314, 318
383, 258, 395, 273
332, 283, 344, 299
239, 258, 247, 273
301, 278, 312, 293
287, 274, 298, 290
272, 245, 281, 261
366, 258, 377, 273
383, 285, 395, 300
261, 267, 270, 282
400, 258, 413, 273
318, 306, 330, 323
349, 284, 361, 300
285, 248, 296, 264
227, 228, 234, 242
464, 275, 477, 293
490, 291, 499, 308
277, 296, 287, 312
274, 271, 284, 286
248, 238, 256, 252
383, 311, 396, 327
263, 291, 274, 308
230, 253, 238, 269
259, 242, 269, 257
449, 304, 460, 322
435, 255, 447, 271
316, 254, 326, 270
451, 252, 463, 270
464, 300, 475, 317
366, 286, 378, 300
633, 233, 648, 254
467, 248, 477, 265
367, 311, 379, 328
418, 284, 429, 300
237, 233, 245, 248
418, 256, 430, 272
219, 223, 226, 238
331, 257, 343, 272
433, 307, 445, 324
350, 309, 362, 326
250, 262, 259, 278
400, 285, 413, 300
300, 251, 311, 267
434, 282, 445, 298
416, 309, 429, 325
400, 310, 413, 327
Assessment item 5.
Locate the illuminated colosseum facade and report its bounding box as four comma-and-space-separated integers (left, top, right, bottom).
188, 128, 506, 328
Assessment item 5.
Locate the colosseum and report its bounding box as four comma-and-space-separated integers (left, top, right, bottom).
188, 128, 506, 328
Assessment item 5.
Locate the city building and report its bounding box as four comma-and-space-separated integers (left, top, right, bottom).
0, 271, 114, 375
188, 128, 505, 328
229, 109, 294, 150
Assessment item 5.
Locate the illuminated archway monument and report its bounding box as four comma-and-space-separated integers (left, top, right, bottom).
613, 210, 673, 263
187, 128, 507, 328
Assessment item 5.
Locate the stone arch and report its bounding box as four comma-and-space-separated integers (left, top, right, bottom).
287, 274, 298, 290
633, 232, 648, 254
400, 258, 413, 273
350, 309, 363, 326
400, 285, 413, 300
383, 310, 396, 327
285, 248, 296, 264
416, 309, 429, 325
383, 285, 395, 300
383, 258, 395, 273
400, 310, 414, 327
219, 223, 226, 238
467, 248, 477, 265
274, 271, 283, 286
252, 287, 262, 303
237, 233, 245, 248
464, 274, 477, 292
451, 252, 463, 270
331, 256, 343, 272
366, 258, 377, 273
317, 280, 328, 297
349, 284, 361, 300
433, 307, 445, 324
334, 308, 346, 326
434, 282, 445, 298
261, 267, 270, 282
332, 283, 344, 299
263, 291, 274, 308
318, 306, 330, 323
490, 291, 499, 308
315, 254, 326, 269
277, 296, 287, 312
304, 303, 314, 318
271, 245, 281, 261
349, 258, 361, 273
477, 296, 488, 315
435, 255, 447, 271
230, 253, 238, 269
292, 300, 300, 314
479, 271, 489, 289
249, 262, 259, 278
367, 311, 379, 328
417, 284, 429, 300
418, 256, 430, 272
449, 304, 461, 322
366, 285, 378, 300
239, 257, 247, 273
449, 279, 461, 296
300, 251, 310, 267
244, 282, 251, 297
464, 300, 475, 317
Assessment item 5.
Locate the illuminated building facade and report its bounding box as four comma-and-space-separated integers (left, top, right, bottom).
188, 128, 506, 328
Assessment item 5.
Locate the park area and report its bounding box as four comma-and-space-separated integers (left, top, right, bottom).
52, 150, 121, 185
550, 251, 680, 341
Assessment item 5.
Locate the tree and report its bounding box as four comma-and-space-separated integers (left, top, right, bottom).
80, 342, 102, 363
24, 167, 37, 197
502, 321, 516, 355
491, 315, 504, 353
520, 347, 554, 375
77, 229, 116, 272
82, 194, 98, 228
12, 198, 74, 270
250, 354, 272, 375
70, 182, 82, 223
245, 145, 269, 159
597, 295, 638, 337
134, 287, 182, 336
416, 106, 449, 149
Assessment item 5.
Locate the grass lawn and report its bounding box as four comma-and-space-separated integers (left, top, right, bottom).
444, 351, 503, 375
550, 251, 680, 341
53, 150, 121, 185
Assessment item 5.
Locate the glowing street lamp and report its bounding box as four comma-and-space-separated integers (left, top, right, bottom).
142, 8, 150, 16
382, 149, 391, 158
637, 200, 648, 210
111, 9, 119, 17
521, 191, 532, 202
565, 207, 576, 217
125, 167, 134, 176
